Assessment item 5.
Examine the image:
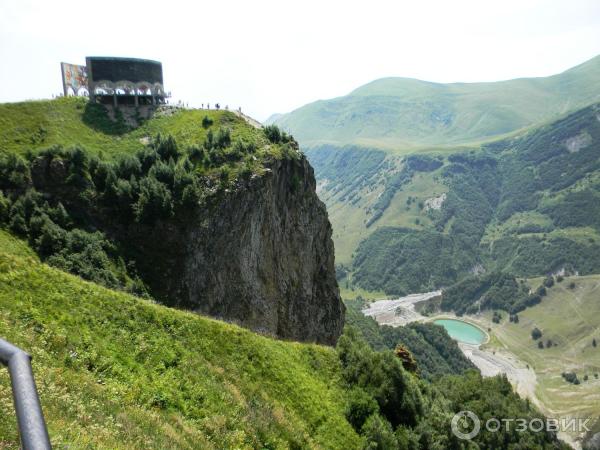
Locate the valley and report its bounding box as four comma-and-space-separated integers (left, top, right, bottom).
310, 100, 600, 299
276, 56, 600, 303
481, 275, 600, 445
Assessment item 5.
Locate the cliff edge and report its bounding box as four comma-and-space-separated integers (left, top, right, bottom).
127, 155, 345, 345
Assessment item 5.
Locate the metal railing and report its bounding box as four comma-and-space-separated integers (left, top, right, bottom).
0, 338, 51, 450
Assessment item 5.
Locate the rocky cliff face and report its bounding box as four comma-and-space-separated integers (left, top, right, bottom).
126, 155, 345, 345
29, 148, 344, 345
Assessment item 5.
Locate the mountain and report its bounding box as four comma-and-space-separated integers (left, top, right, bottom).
271, 56, 600, 301
309, 102, 600, 300
271, 55, 600, 149
0, 97, 343, 344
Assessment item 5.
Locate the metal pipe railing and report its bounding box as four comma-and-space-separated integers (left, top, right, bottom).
0, 338, 51, 450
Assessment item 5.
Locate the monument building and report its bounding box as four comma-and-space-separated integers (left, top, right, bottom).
60, 57, 168, 107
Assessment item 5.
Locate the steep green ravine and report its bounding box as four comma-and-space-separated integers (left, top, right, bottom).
310, 103, 600, 307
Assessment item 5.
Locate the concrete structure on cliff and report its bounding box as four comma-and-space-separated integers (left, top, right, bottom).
61, 57, 168, 107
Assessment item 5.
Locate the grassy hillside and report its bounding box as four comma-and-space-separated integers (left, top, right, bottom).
273, 55, 600, 149
307, 147, 449, 265
0, 230, 360, 449
0, 99, 362, 447
0, 97, 262, 158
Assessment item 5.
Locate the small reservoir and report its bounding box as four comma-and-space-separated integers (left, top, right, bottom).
433, 319, 486, 345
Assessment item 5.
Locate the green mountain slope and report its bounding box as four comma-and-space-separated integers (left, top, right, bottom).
0, 230, 359, 449
309, 102, 600, 304
273, 55, 600, 149
471, 274, 600, 445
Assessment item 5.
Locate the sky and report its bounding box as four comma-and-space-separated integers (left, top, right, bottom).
1, 0, 600, 121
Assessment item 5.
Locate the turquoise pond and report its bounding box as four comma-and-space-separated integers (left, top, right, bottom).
433, 319, 486, 345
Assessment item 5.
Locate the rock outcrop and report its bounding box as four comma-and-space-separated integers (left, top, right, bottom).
126, 155, 345, 345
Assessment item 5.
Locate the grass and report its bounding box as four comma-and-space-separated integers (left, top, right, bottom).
481, 211, 555, 243
337, 277, 386, 302
478, 275, 600, 441
327, 195, 375, 265
0, 229, 360, 449
376, 171, 446, 230
0, 97, 266, 158
325, 162, 447, 265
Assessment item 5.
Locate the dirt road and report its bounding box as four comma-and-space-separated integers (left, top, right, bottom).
361, 291, 441, 326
